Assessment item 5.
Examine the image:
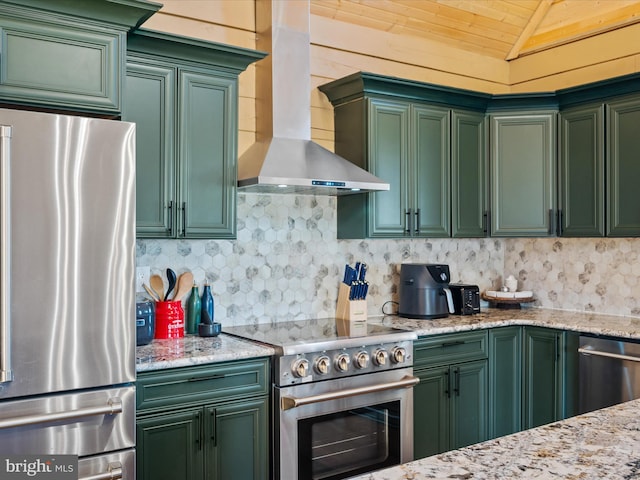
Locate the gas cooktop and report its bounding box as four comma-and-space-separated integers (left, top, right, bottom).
224, 317, 417, 356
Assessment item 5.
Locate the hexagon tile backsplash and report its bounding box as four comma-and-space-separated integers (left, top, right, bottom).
137, 194, 640, 326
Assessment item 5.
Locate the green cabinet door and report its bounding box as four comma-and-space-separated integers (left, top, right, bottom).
559, 104, 605, 237
368, 98, 410, 237
414, 360, 487, 459
412, 105, 450, 237
452, 110, 487, 237
450, 360, 488, 449
124, 59, 176, 237
490, 112, 557, 236
206, 398, 269, 480
137, 408, 204, 480
413, 365, 450, 459
523, 327, 563, 429
178, 68, 236, 238
607, 96, 640, 236
0, 4, 124, 113
488, 327, 522, 438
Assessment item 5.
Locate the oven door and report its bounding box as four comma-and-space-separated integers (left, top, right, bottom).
275, 368, 418, 480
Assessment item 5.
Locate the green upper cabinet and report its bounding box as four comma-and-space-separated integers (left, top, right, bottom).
411, 104, 451, 237
319, 72, 489, 239
124, 29, 265, 239
558, 104, 605, 237
489, 110, 557, 237
0, 0, 160, 114
451, 110, 487, 237
607, 95, 640, 236
367, 98, 410, 237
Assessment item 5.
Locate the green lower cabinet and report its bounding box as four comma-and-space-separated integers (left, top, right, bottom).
488, 326, 522, 438
488, 326, 579, 439
413, 331, 489, 459
137, 398, 267, 480
136, 358, 270, 480
523, 326, 565, 429
137, 408, 204, 480
413, 365, 450, 458
205, 399, 268, 480
451, 360, 488, 449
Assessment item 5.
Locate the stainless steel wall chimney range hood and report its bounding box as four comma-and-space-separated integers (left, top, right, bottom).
237, 0, 389, 196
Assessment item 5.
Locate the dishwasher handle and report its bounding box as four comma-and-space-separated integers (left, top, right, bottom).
578, 347, 640, 363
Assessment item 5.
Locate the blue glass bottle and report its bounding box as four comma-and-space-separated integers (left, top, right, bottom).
200, 284, 214, 325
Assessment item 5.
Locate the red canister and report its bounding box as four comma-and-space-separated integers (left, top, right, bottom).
154, 301, 185, 339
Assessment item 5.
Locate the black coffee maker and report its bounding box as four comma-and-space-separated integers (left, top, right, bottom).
398, 263, 454, 319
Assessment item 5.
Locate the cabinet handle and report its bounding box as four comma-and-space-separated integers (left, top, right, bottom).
195, 411, 202, 450
555, 335, 560, 361
454, 367, 460, 396
548, 209, 555, 235
187, 374, 225, 382
557, 210, 563, 236
482, 211, 488, 236
181, 202, 187, 237
404, 209, 411, 234
210, 409, 217, 447
415, 209, 420, 234
442, 341, 464, 348
444, 370, 450, 398
167, 201, 174, 236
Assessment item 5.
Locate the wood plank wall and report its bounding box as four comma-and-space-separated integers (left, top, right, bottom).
142, 1, 640, 155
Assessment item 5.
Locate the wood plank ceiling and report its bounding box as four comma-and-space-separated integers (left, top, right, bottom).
310, 0, 640, 60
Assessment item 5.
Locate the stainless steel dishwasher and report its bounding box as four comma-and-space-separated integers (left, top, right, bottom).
578, 335, 640, 414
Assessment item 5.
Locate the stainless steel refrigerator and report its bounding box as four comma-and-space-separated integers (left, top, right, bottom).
0, 108, 136, 478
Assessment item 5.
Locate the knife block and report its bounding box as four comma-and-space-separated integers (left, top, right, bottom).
336, 283, 367, 335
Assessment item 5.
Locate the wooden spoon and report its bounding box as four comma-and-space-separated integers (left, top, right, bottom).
150, 274, 165, 302
173, 271, 194, 301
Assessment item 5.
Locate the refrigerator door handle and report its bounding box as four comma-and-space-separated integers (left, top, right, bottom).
0, 125, 12, 384
78, 462, 123, 480
0, 397, 123, 429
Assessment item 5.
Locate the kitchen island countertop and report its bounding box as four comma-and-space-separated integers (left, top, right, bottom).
135, 333, 275, 372
351, 396, 640, 479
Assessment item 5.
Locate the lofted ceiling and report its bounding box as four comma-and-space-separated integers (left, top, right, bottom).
310, 0, 640, 60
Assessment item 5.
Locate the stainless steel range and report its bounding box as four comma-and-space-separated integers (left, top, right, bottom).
226, 318, 418, 480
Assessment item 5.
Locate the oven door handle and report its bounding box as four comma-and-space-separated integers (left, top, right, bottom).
280, 375, 419, 411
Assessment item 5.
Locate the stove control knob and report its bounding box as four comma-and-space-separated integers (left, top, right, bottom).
354, 351, 370, 369
335, 353, 351, 372
292, 358, 310, 378
314, 355, 331, 375
391, 347, 407, 364
373, 349, 388, 366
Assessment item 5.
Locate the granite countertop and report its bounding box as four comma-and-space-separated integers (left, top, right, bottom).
135, 333, 275, 372
135, 307, 640, 372
376, 307, 640, 340
351, 397, 640, 479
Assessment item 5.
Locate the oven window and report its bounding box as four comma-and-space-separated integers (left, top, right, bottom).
298, 401, 401, 480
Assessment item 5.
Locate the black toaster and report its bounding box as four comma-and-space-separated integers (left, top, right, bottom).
448, 284, 480, 315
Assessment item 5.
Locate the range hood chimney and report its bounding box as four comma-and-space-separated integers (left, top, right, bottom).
237, 0, 389, 195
